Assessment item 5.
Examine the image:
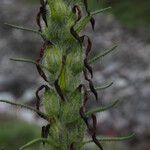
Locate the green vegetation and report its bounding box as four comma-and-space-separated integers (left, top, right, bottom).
106, 0, 150, 28
0, 120, 40, 150
89, 0, 150, 28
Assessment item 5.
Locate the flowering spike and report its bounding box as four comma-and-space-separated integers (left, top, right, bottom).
1, 1, 135, 150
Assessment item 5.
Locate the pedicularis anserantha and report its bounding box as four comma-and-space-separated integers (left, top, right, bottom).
0, 0, 135, 150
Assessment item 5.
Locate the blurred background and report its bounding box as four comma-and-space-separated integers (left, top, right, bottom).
0, 0, 150, 149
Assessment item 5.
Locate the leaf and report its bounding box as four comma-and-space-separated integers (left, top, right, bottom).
19, 138, 49, 150
0, 100, 48, 120
10, 58, 49, 72
4, 23, 41, 35
89, 45, 117, 64
86, 99, 120, 117
83, 133, 136, 145
87, 82, 113, 92
75, 7, 111, 33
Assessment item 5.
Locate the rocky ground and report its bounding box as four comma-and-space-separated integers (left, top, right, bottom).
0, 0, 150, 148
